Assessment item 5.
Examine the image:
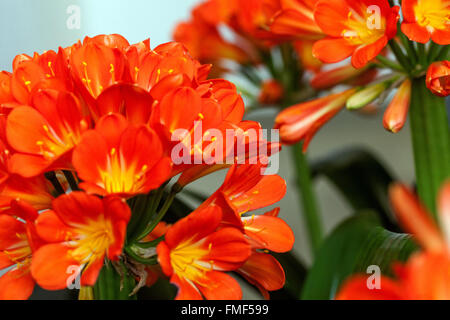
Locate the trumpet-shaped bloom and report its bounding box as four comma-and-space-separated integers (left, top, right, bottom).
271, 0, 324, 40
0, 200, 42, 300
73, 113, 172, 197
383, 79, 412, 133
401, 0, 450, 45
337, 182, 450, 300
426, 60, 449, 97
10, 49, 72, 105
310, 64, 375, 90
199, 165, 293, 297
31, 192, 130, 290
69, 39, 131, 102
156, 206, 251, 300
275, 89, 356, 150
0, 137, 54, 211
312, 0, 400, 68
6, 89, 89, 178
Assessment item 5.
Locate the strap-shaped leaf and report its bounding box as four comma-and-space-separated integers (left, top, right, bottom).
301, 211, 418, 300
312, 148, 398, 230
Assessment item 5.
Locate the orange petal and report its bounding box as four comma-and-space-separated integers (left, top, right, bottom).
243, 215, 295, 253
35, 210, 71, 243
171, 274, 203, 300
336, 275, 404, 300
439, 182, 450, 247
198, 271, 242, 300
312, 38, 355, 64
401, 23, 430, 43
164, 206, 222, 249
204, 227, 251, 270
238, 252, 285, 292
389, 183, 446, 253
0, 268, 35, 300
31, 243, 79, 291
352, 37, 388, 69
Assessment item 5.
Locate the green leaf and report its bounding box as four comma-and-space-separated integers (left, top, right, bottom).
312, 148, 398, 230
301, 212, 418, 300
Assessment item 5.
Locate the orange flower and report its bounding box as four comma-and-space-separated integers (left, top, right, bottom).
237, 208, 293, 298
173, 18, 249, 66
0, 71, 15, 106
6, 89, 89, 178
0, 136, 54, 211
156, 206, 251, 300
0, 200, 42, 300
31, 192, 130, 290
310, 64, 375, 90
72, 113, 172, 197
199, 165, 293, 297
275, 89, 356, 150
259, 79, 284, 104
337, 182, 450, 300
270, 0, 324, 40
69, 38, 131, 104
401, 0, 450, 45
312, 0, 400, 68
426, 60, 450, 97
10, 49, 72, 105
174, 119, 279, 188
233, 0, 284, 41
383, 78, 412, 133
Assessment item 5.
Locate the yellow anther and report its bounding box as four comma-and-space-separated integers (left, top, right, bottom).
43, 125, 49, 132
24, 80, 31, 86
141, 164, 148, 172
110, 148, 116, 156
82, 61, 88, 67
36, 141, 44, 146
198, 113, 204, 120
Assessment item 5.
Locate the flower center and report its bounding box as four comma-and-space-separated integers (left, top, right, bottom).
414, 0, 450, 30
342, 8, 385, 45
70, 217, 114, 267
170, 237, 213, 285
99, 147, 148, 194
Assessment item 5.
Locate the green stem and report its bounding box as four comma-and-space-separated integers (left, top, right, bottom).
291, 143, 323, 256
409, 77, 450, 219
389, 40, 413, 71
93, 260, 137, 300
376, 55, 405, 72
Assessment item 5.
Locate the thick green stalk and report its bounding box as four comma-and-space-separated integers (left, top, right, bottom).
93, 261, 137, 300
409, 78, 450, 219
291, 143, 323, 256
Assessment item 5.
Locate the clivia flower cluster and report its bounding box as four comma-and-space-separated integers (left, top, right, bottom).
176, 0, 450, 302
177, 0, 449, 150
0, 34, 294, 300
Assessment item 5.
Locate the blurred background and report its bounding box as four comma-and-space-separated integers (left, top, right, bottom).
0, 0, 422, 298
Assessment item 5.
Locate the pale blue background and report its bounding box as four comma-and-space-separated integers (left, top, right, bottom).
0, 0, 198, 71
